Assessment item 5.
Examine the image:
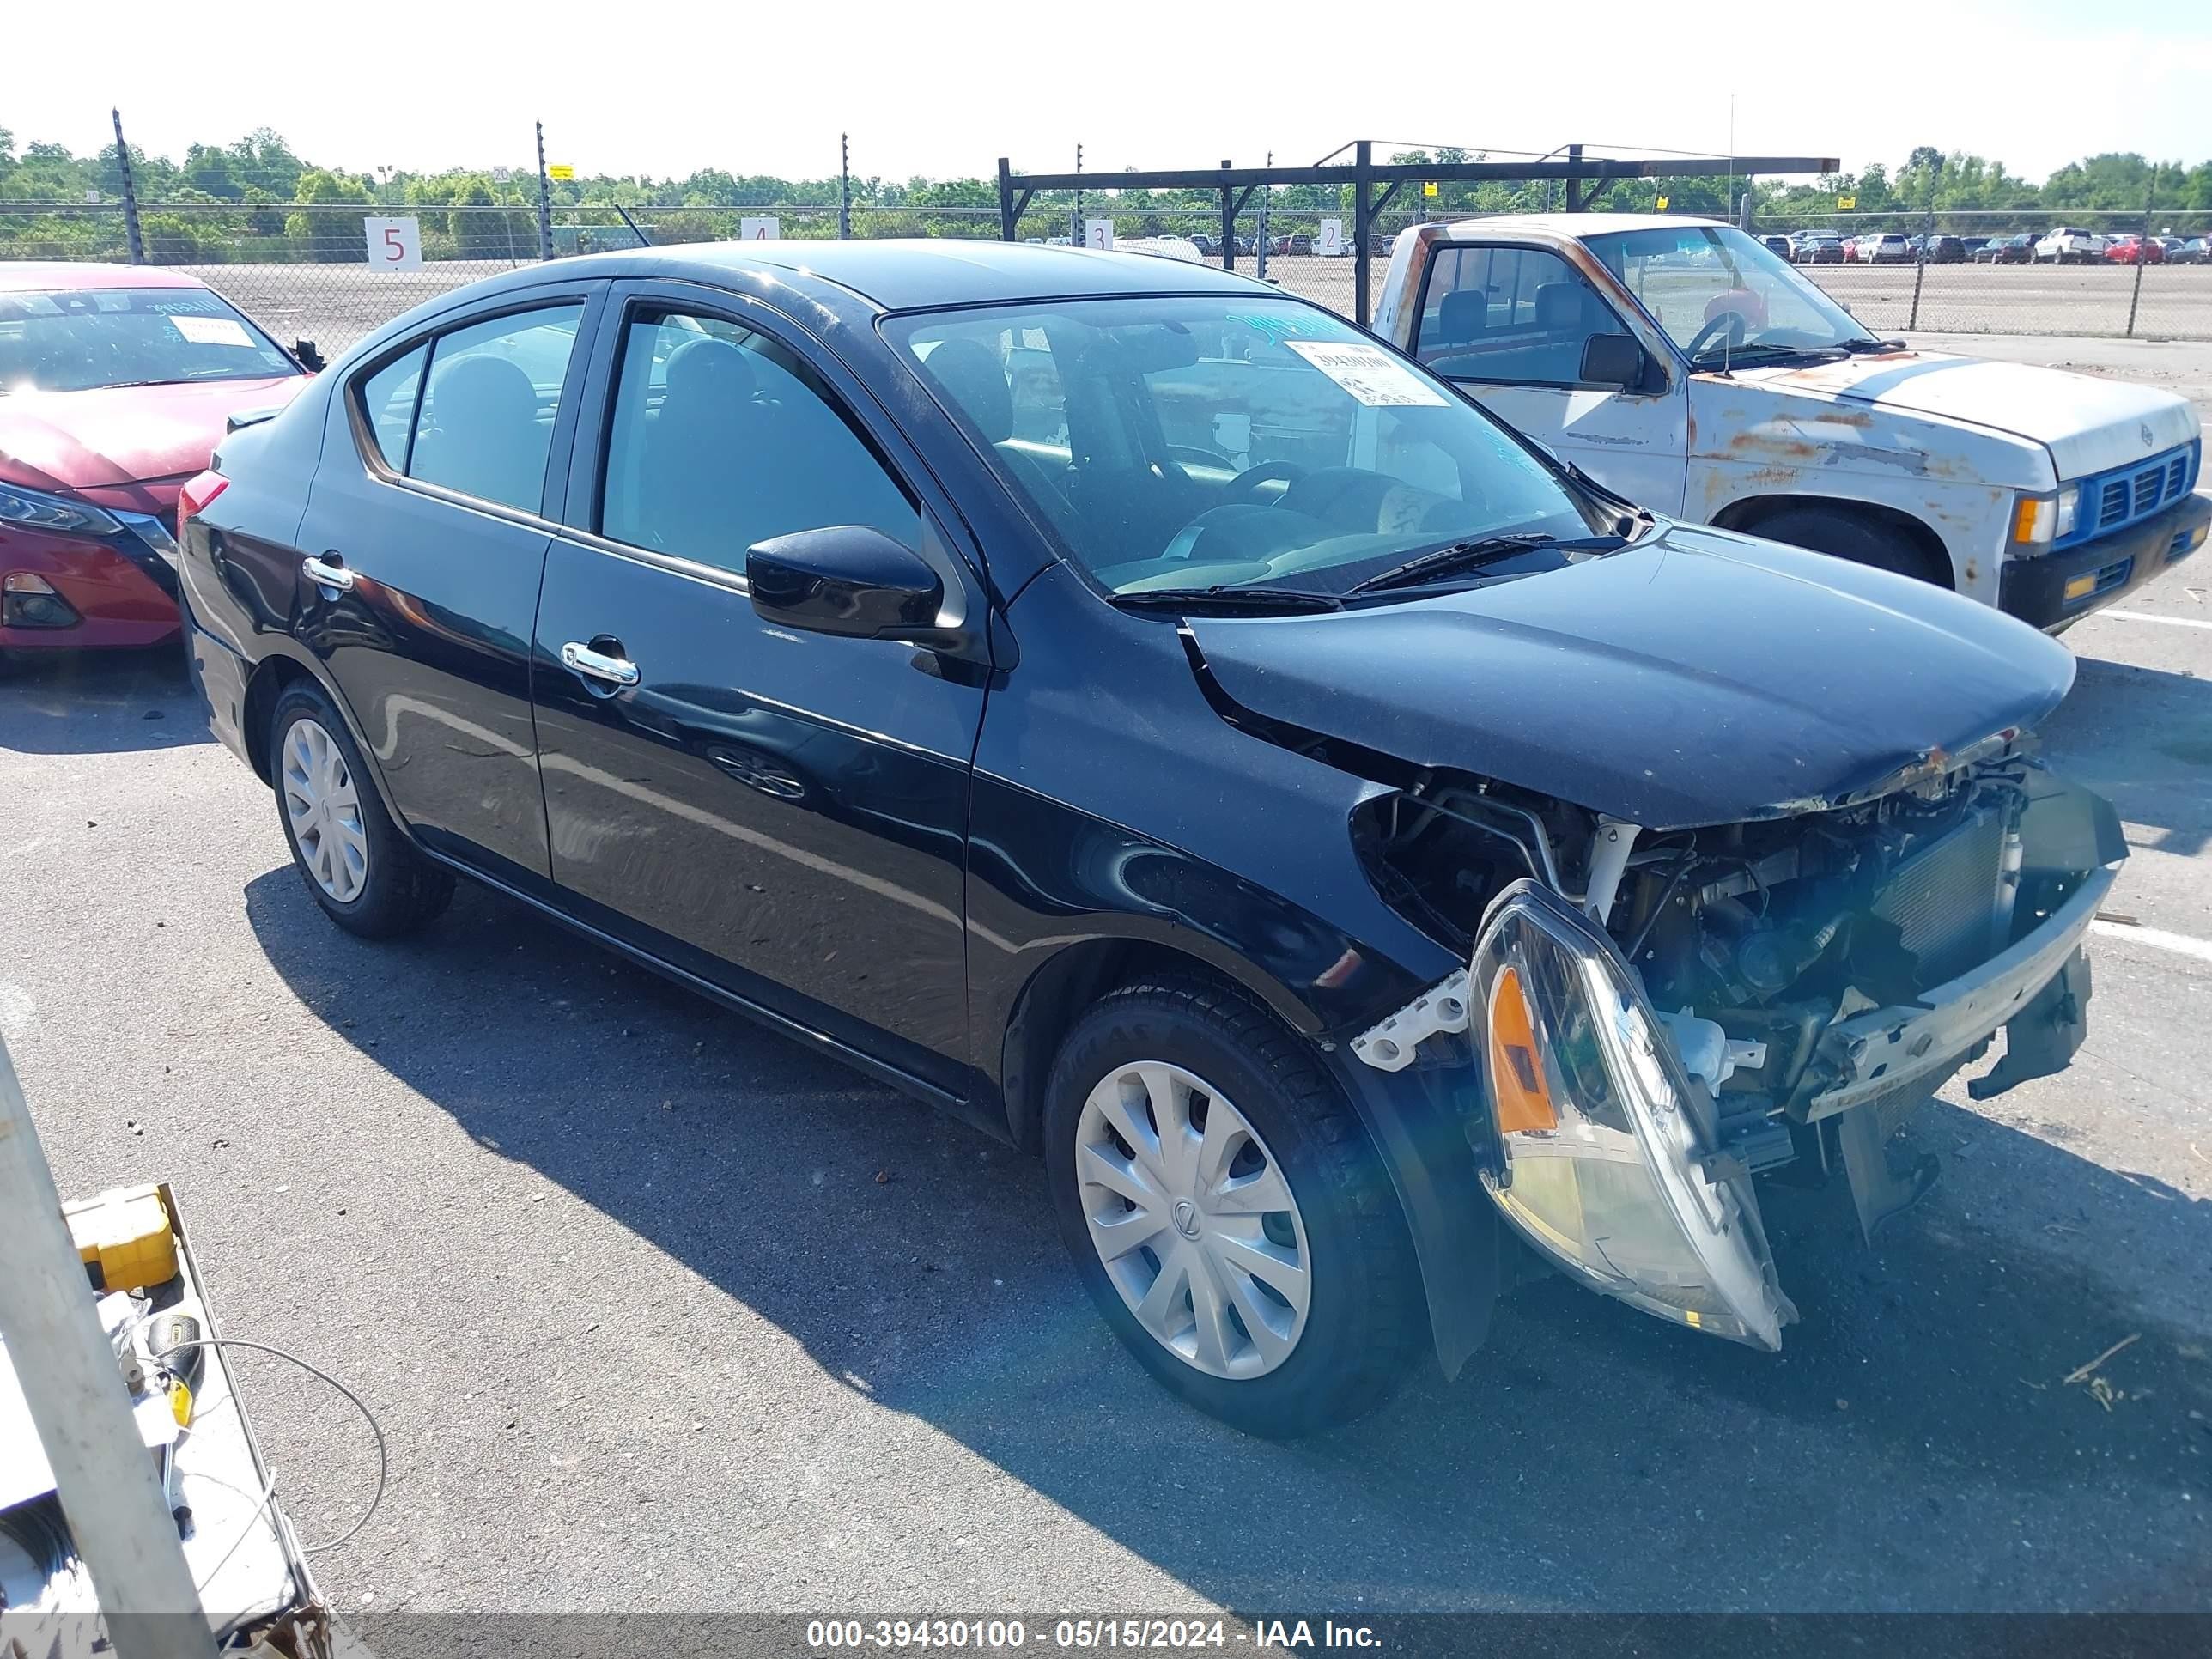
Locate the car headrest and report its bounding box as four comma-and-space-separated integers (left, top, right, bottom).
922, 339, 1012, 442
661, 337, 757, 414
433, 354, 538, 431
1435, 289, 1487, 344
1534, 282, 1589, 334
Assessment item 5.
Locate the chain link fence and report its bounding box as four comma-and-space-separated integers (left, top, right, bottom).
7, 193, 2209, 349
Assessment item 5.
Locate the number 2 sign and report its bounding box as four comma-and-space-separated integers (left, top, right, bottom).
365, 216, 423, 271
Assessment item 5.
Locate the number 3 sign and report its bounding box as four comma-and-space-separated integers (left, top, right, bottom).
365, 216, 423, 271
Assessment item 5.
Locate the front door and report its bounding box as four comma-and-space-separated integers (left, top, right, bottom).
295, 291, 600, 885
531, 287, 986, 1097
1407, 242, 1688, 514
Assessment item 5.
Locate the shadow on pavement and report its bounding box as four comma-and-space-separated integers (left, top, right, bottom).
2042, 653, 2212, 860
0, 644, 210, 757
241, 866, 2212, 1613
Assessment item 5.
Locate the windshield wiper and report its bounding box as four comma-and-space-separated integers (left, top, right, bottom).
1689, 340, 1849, 370
1346, 533, 1625, 596
1836, 336, 1905, 354
1108, 584, 1344, 614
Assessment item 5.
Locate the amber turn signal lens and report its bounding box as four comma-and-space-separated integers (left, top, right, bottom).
1487, 964, 1558, 1134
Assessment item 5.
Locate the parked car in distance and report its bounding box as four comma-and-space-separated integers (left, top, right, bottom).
2036, 227, 2103, 264
181, 239, 2136, 1437
1792, 233, 1845, 264
1374, 214, 2209, 631
1187, 232, 1219, 258
1973, 233, 2037, 264
0, 264, 313, 664
1838, 235, 1861, 261
1922, 234, 1966, 264
1759, 234, 1792, 259
2101, 234, 2162, 265
1857, 233, 1911, 264
2171, 237, 2209, 265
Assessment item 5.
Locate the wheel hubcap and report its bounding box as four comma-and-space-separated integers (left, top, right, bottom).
281, 717, 368, 904
1075, 1060, 1311, 1380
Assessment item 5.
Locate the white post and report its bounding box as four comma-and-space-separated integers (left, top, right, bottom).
0, 1036, 209, 1656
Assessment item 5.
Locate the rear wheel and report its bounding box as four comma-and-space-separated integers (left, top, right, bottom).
269, 683, 454, 939
1750, 504, 1948, 586
1043, 977, 1423, 1437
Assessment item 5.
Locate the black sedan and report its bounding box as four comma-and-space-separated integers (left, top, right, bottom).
179, 240, 2123, 1437
1973, 233, 2037, 264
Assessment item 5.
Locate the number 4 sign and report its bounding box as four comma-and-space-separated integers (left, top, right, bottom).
739, 216, 781, 240
365, 216, 423, 271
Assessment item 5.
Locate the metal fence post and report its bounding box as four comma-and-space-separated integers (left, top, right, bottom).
1908, 205, 1933, 331
1072, 143, 1085, 249
1353, 140, 1374, 326
997, 157, 1017, 242
1564, 143, 1583, 212
1219, 160, 1236, 275
839, 133, 852, 240
112, 107, 144, 265
1255, 155, 1271, 281
2126, 178, 2154, 338
534, 121, 555, 261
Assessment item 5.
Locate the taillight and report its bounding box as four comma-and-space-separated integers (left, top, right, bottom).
178, 470, 228, 544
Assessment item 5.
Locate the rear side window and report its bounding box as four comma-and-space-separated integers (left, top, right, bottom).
598, 309, 920, 576
358, 344, 427, 469
405, 305, 583, 513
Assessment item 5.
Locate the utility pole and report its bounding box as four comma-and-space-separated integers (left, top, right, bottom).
112, 107, 144, 265
534, 120, 555, 261
839, 133, 852, 240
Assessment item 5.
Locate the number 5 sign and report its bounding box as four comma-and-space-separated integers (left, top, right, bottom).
365, 216, 423, 271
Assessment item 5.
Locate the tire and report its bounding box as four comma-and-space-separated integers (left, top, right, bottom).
269, 682, 454, 939
1750, 504, 1948, 586
1042, 976, 1424, 1437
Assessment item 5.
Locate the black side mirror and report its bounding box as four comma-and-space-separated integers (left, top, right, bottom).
747, 526, 943, 640
294, 338, 325, 372
1579, 332, 1645, 390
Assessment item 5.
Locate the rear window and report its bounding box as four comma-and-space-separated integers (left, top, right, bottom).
0, 286, 298, 395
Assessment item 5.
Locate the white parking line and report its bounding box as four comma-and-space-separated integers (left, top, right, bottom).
2101, 609, 2212, 631
2092, 919, 2212, 963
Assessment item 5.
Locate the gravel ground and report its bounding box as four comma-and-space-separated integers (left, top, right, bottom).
3, 342, 2211, 1619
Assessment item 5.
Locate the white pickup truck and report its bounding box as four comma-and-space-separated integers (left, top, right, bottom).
1373, 214, 2207, 630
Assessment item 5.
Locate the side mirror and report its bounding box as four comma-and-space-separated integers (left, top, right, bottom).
746, 526, 944, 640
1579, 332, 1646, 390
294, 338, 325, 372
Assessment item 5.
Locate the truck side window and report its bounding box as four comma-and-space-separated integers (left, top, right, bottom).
1414, 245, 1624, 389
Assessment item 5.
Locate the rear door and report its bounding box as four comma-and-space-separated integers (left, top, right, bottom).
1408, 241, 1688, 514
532, 282, 988, 1099
296, 287, 604, 886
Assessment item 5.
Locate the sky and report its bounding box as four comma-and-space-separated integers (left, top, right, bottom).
9, 0, 2209, 186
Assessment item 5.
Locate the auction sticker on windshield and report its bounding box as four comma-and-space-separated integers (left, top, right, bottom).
169, 314, 253, 348
1285, 340, 1448, 407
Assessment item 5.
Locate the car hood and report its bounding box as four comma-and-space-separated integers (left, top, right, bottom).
1185, 524, 2075, 831
1731, 351, 2199, 477
0, 376, 307, 494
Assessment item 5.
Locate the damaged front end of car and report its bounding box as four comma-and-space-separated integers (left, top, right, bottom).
1346, 744, 2125, 1352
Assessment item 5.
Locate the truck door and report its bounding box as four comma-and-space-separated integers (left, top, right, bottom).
1407, 242, 1687, 514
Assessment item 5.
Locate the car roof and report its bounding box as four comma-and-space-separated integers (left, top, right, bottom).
0, 262, 211, 294
1431, 211, 1728, 240
516, 237, 1274, 312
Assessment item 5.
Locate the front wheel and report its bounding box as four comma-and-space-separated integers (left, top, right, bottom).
1043, 978, 1424, 1437
1752, 504, 1948, 586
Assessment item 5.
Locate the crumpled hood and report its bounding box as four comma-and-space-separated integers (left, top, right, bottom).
1187, 524, 2075, 830
1734, 351, 2200, 478
0, 376, 305, 493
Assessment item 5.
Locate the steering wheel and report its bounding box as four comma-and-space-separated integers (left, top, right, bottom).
1684, 311, 1750, 362
1224, 459, 1308, 504
1165, 443, 1236, 473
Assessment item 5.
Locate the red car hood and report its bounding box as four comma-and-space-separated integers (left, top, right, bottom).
0, 376, 307, 503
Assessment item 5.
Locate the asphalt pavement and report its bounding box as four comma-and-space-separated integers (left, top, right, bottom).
3, 348, 2210, 1616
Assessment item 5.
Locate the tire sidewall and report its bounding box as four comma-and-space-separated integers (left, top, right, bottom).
269, 685, 400, 927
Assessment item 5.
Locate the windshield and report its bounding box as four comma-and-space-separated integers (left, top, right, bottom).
1583, 225, 1879, 364
888, 296, 1607, 599
0, 286, 300, 395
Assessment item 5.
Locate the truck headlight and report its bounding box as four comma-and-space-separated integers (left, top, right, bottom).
2011, 483, 2078, 547
1471, 880, 1796, 1349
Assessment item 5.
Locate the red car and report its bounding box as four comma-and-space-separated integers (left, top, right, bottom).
2102, 235, 2163, 265
1, 264, 312, 660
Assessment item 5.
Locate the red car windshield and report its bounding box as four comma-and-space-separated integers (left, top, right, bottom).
0, 286, 301, 396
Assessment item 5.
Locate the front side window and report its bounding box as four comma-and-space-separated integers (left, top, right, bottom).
1585, 226, 1883, 368
599, 310, 919, 575
0, 285, 300, 396
406, 305, 583, 513
890, 296, 1603, 598
1413, 246, 1626, 387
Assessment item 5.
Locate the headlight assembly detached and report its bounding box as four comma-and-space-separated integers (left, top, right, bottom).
1471, 880, 1797, 1350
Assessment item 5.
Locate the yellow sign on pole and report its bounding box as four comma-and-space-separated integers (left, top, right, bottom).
1422, 181, 1438, 198
548, 164, 575, 181
1655, 195, 1669, 211
1837, 193, 1856, 210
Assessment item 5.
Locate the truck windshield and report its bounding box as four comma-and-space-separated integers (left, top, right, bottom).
1583, 225, 1881, 366
888, 295, 1608, 599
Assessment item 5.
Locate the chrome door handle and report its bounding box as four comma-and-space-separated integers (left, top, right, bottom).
561, 641, 641, 687
301, 554, 355, 592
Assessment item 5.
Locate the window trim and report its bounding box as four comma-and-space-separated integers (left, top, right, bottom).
1410, 240, 1670, 395
343, 289, 603, 526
